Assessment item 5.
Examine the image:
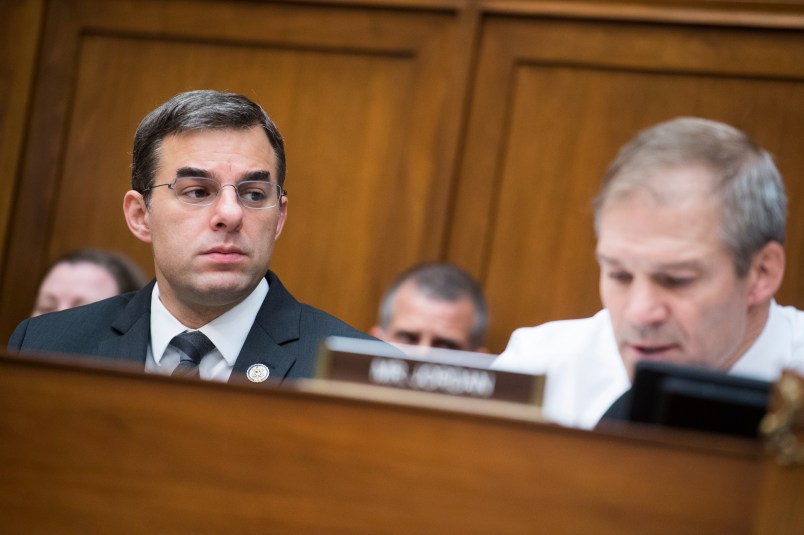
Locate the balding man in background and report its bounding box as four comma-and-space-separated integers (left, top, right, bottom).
371, 262, 489, 353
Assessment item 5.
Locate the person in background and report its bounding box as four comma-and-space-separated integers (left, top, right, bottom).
10, 89, 373, 383
371, 262, 489, 352
32, 248, 148, 317
494, 117, 804, 429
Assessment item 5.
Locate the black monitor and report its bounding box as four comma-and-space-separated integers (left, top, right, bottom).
627, 361, 772, 438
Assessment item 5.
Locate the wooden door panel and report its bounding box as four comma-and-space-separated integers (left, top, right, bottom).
0, 0, 44, 274
54, 35, 417, 314
1, 0, 467, 338
451, 16, 804, 352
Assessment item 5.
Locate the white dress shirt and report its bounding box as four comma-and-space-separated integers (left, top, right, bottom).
144, 279, 269, 381
493, 302, 804, 429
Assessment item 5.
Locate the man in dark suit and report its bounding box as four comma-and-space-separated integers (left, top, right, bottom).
9, 90, 372, 383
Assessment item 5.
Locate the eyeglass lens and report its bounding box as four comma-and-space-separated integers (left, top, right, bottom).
170, 177, 280, 209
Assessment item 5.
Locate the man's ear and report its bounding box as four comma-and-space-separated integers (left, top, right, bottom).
123, 190, 152, 244
369, 325, 386, 340
747, 241, 785, 306
274, 194, 288, 240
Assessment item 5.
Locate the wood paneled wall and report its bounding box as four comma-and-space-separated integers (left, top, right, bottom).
2, 0, 804, 353
450, 8, 804, 350
0, 0, 44, 280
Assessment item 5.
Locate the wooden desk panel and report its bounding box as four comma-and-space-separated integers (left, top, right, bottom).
0, 352, 766, 533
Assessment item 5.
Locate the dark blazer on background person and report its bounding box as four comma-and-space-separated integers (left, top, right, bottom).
8, 271, 372, 381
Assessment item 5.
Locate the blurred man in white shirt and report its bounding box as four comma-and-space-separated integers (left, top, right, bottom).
494, 117, 804, 429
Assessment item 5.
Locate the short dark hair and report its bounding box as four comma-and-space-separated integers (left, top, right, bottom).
132, 90, 286, 204
47, 248, 148, 294
378, 262, 489, 349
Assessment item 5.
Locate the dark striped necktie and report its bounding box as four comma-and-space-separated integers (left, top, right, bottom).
169, 330, 216, 378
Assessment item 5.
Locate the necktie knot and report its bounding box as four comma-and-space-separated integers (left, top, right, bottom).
170, 330, 216, 377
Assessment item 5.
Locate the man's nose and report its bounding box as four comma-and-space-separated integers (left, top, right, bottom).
210, 185, 244, 229
624, 280, 669, 327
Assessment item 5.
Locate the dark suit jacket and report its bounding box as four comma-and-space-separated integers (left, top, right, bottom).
8, 271, 373, 381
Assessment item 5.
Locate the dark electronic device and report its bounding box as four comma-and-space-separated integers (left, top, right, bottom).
628, 361, 772, 438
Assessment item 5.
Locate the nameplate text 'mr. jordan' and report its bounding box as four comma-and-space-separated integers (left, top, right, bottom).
317, 337, 544, 405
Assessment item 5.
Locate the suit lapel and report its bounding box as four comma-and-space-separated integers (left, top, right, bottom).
231, 272, 300, 380
96, 275, 303, 378
96, 281, 154, 364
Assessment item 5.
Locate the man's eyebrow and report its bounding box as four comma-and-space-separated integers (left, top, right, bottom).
174, 168, 272, 182
175, 167, 211, 178
654, 260, 704, 272
393, 329, 419, 338
597, 252, 703, 271
243, 170, 271, 182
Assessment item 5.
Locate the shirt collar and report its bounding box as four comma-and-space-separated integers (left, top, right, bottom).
150, 278, 269, 366
731, 299, 781, 381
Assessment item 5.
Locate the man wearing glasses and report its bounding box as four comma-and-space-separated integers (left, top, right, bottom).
9, 90, 372, 383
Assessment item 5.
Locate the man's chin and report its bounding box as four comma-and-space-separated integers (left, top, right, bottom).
190, 275, 259, 304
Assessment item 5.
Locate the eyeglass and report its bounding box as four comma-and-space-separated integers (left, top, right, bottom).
144, 177, 286, 210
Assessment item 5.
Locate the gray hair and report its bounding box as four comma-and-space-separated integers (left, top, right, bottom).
594, 117, 786, 276
132, 90, 286, 204
378, 262, 488, 349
